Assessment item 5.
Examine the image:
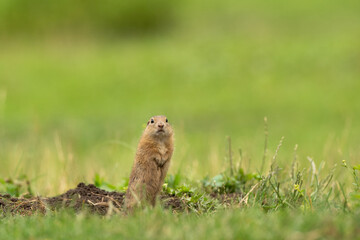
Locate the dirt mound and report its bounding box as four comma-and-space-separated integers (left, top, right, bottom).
1, 183, 240, 216
46, 183, 125, 215
0, 183, 186, 216
0, 194, 47, 216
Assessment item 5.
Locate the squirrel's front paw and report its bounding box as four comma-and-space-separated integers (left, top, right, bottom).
154, 158, 166, 168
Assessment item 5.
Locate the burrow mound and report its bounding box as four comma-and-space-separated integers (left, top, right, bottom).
0, 183, 186, 216
46, 183, 126, 215
0, 183, 243, 216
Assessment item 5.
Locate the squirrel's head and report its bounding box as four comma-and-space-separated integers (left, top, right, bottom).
145, 115, 173, 139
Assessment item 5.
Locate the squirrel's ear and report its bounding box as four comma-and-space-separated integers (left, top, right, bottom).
147, 121, 149, 125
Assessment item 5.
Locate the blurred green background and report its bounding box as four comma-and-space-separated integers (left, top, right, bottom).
0, 0, 359, 195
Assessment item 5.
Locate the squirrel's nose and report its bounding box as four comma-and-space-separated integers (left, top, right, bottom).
158, 123, 164, 128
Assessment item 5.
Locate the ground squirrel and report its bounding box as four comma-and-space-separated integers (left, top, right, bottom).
125, 115, 174, 210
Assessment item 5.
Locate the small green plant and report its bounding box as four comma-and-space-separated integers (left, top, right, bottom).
164, 172, 183, 190
342, 160, 360, 212
93, 174, 128, 192
202, 169, 261, 194
0, 174, 33, 197
164, 174, 218, 213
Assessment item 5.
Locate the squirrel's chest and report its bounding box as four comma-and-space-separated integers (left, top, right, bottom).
157, 142, 168, 157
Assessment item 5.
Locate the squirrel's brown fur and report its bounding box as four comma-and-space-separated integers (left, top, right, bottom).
125, 115, 174, 210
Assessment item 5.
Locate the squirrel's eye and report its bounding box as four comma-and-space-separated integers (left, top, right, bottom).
150, 119, 154, 124
166, 118, 168, 123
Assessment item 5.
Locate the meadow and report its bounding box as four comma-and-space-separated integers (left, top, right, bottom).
0, 0, 360, 239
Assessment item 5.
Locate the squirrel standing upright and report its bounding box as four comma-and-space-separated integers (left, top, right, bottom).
125, 115, 174, 210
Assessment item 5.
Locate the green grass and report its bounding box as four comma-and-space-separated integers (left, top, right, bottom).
1, 0, 360, 238
1, 209, 359, 240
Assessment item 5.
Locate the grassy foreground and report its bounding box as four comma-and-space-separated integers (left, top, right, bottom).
1, 149, 359, 239
0, 209, 359, 240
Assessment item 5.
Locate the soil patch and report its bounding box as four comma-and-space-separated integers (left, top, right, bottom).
210, 192, 243, 205
46, 183, 125, 215
160, 194, 186, 212
0, 194, 47, 216
0, 183, 186, 216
